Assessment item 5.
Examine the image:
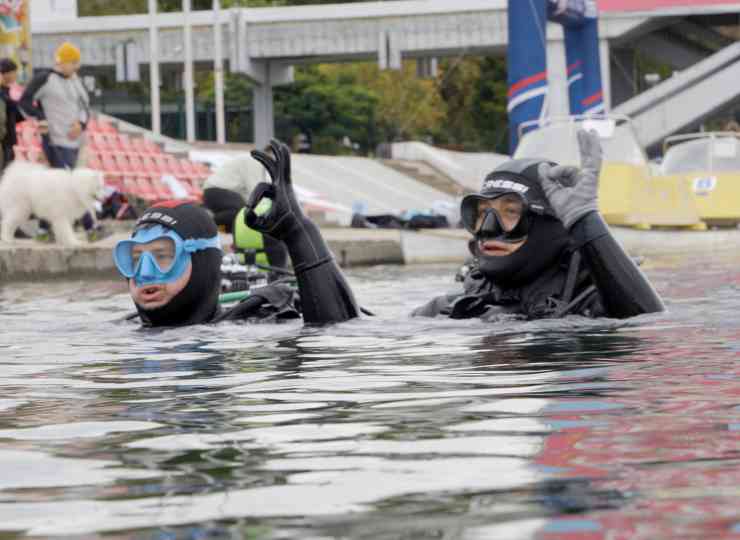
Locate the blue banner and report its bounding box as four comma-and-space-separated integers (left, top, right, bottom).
507, 0, 548, 152
564, 32, 585, 115
578, 12, 604, 115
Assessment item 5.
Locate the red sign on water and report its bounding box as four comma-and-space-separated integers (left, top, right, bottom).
598, 0, 737, 11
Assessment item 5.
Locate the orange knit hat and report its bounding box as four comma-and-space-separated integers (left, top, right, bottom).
55, 42, 81, 64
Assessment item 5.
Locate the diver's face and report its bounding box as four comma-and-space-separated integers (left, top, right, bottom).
128, 238, 192, 309
476, 195, 527, 257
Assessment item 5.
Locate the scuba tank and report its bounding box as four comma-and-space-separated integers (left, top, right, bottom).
221, 200, 294, 296
233, 204, 270, 268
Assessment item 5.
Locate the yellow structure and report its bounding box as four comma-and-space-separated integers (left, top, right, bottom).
0, 0, 30, 82
515, 115, 702, 229
658, 132, 740, 227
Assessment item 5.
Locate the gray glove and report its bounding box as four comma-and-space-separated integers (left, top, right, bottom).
537, 129, 603, 229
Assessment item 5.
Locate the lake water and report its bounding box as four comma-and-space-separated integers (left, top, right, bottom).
1, 255, 740, 539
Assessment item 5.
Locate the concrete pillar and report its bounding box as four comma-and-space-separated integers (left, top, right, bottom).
600, 38, 612, 112
148, 0, 161, 136
183, 0, 196, 143
253, 67, 275, 150
547, 37, 570, 118
251, 62, 294, 149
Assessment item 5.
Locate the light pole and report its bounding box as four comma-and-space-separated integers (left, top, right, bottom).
214, 0, 226, 144
183, 0, 196, 143
148, 0, 161, 135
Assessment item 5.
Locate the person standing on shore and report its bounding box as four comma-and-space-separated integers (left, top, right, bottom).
0, 58, 24, 169
20, 42, 107, 241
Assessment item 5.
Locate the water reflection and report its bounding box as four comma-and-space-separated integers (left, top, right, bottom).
0, 258, 739, 538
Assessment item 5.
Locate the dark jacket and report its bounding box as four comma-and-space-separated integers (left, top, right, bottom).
413, 212, 664, 321
1, 85, 22, 149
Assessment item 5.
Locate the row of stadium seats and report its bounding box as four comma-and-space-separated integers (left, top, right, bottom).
85, 151, 210, 180
106, 175, 203, 202
12, 118, 211, 204
15, 122, 162, 155
87, 133, 162, 155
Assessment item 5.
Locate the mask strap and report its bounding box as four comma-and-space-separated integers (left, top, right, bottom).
182, 235, 222, 253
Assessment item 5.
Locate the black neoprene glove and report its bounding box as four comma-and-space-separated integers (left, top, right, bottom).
246, 139, 305, 240
246, 139, 360, 324
246, 139, 331, 271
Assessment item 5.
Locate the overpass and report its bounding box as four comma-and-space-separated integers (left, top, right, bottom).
31, 0, 740, 149
615, 41, 740, 151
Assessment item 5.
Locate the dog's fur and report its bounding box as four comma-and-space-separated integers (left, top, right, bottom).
0, 161, 104, 247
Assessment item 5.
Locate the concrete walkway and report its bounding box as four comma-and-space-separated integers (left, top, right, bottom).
1, 226, 739, 281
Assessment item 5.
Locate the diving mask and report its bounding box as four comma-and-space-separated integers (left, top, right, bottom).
460, 193, 530, 244
114, 224, 221, 286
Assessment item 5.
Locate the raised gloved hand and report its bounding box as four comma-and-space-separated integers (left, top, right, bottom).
537, 129, 603, 229
246, 139, 305, 241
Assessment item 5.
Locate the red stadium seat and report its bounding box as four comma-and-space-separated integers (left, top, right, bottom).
131, 137, 161, 155
142, 154, 166, 175
85, 152, 103, 170
123, 176, 157, 202
104, 174, 124, 192
100, 152, 122, 174
97, 118, 116, 134
114, 152, 135, 174
150, 177, 174, 200
127, 153, 150, 176
117, 134, 134, 152
89, 133, 115, 153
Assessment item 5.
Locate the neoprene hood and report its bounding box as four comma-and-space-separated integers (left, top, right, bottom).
131, 201, 222, 327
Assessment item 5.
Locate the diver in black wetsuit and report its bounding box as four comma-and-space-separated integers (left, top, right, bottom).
413, 130, 664, 320
114, 140, 359, 327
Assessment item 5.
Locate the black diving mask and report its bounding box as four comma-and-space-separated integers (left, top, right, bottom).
461, 194, 531, 244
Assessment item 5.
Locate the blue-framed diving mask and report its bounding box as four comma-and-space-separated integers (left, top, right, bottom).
113, 224, 221, 286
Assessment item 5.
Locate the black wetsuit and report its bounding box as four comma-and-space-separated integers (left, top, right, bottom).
0, 84, 22, 166
413, 212, 664, 320
131, 202, 358, 328
215, 215, 359, 325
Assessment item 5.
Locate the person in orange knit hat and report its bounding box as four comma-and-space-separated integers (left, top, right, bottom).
19, 41, 108, 241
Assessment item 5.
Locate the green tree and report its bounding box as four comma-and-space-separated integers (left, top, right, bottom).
471, 57, 509, 153
331, 61, 446, 143
274, 65, 378, 154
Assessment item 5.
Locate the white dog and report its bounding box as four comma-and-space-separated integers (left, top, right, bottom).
0, 161, 105, 247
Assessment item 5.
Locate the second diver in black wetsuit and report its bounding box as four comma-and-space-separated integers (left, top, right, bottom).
413, 129, 665, 321
114, 140, 360, 327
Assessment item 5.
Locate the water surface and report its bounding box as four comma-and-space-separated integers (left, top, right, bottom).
1, 257, 740, 539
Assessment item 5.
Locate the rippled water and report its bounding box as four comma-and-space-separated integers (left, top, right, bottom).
2, 255, 740, 539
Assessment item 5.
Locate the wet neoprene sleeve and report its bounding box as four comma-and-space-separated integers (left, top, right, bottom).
570, 212, 664, 318
284, 217, 360, 325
